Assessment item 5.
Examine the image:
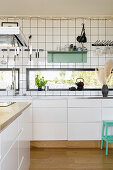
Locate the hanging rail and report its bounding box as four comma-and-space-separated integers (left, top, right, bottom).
1, 48, 44, 52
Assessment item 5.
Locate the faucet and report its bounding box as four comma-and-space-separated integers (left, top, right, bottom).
12, 68, 18, 96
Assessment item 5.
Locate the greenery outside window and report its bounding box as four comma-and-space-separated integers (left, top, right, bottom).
0, 68, 19, 91
26, 68, 113, 91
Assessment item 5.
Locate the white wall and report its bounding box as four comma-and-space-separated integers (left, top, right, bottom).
0, 17, 113, 96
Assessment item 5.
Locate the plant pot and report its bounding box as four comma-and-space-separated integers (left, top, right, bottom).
38, 86, 43, 91
102, 85, 109, 97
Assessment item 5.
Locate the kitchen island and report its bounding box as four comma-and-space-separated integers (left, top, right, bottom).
0, 102, 31, 170
0, 102, 31, 131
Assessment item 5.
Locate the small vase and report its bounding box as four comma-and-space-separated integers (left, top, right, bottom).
38, 86, 43, 91
102, 85, 109, 97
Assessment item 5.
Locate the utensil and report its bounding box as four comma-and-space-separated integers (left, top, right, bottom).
17, 47, 19, 57
35, 49, 37, 58
7, 48, 9, 63
1, 51, 7, 65
38, 49, 39, 58
14, 47, 16, 62
95, 40, 100, 46
28, 35, 32, 61
30, 45, 32, 61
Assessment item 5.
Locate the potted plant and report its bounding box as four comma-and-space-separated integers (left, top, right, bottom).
96, 59, 113, 97
35, 75, 47, 91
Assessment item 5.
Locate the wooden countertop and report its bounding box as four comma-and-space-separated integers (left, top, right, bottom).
0, 102, 31, 131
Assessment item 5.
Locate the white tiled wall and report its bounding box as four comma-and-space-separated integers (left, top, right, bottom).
0, 17, 113, 96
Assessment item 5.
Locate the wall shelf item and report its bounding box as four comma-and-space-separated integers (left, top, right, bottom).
92, 40, 113, 46
47, 51, 87, 63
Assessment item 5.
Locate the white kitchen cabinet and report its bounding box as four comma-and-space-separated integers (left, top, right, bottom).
67, 99, 102, 141
18, 155, 29, 170
68, 99, 101, 108
102, 99, 113, 107
19, 106, 32, 140
33, 99, 67, 108
101, 99, 113, 136
32, 100, 67, 140
68, 123, 102, 140
18, 156, 24, 170
101, 102, 113, 135
0, 105, 31, 170
33, 123, 67, 140
68, 108, 101, 122
32, 99, 102, 141
102, 108, 113, 120
33, 108, 67, 123
18, 130, 24, 169
0, 134, 2, 160
0, 140, 18, 170
101, 107, 113, 136
1, 118, 18, 159
18, 106, 31, 170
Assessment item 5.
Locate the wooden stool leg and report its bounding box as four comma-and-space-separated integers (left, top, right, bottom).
101, 122, 105, 150
106, 141, 108, 156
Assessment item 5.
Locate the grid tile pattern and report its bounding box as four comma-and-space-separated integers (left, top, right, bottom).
0, 17, 113, 96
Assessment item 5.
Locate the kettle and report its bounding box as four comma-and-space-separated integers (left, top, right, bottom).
76, 78, 84, 91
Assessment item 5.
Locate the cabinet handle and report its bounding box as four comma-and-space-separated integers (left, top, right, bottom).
18, 156, 24, 170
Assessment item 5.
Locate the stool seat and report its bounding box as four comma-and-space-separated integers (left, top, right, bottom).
103, 136, 113, 141
101, 120, 113, 156
103, 120, 113, 126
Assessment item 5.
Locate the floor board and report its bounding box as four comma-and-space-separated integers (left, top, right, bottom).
30, 147, 113, 170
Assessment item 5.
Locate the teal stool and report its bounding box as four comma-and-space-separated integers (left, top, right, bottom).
101, 120, 113, 156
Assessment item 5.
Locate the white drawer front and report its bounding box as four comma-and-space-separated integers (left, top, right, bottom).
0, 133, 1, 159
19, 107, 32, 131
68, 108, 101, 122
102, 108, 113, 120
33, 99, 67, 108
18, 131, 30, 170
1, 118, 18, 159
18, 130, 24, 168
0, 140, 18, 170
24, 123, 32, 141
33, 123, 67, 140
68, 123, 101, 140
21, 107, 32, 123
68, 99, 101, 108
33, 108, 67, 123
102, 100, 113, 107
18, 156, 29, 170
18, 156, 24, 170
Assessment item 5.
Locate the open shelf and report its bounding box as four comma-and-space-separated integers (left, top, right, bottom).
47, 51, 87, 63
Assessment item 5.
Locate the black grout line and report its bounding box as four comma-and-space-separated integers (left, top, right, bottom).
22, 26, 113, 29
0, 18, 113, 96
45, 19, 46, 68
105, 19, 107, 62
60, 19, 61, 69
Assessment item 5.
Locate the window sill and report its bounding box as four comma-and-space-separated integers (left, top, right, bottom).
27, 88, 113, 91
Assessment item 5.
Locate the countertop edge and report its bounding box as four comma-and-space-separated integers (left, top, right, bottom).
0, 102, 31, 132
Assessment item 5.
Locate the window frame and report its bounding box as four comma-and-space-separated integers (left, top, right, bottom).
26, 68, 113, 91
0, 68, 20, 91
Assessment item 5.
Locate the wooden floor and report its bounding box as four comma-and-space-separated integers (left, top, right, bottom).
30, 147, 113, 170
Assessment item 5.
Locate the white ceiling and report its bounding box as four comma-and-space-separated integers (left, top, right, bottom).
0, 0, 113, 16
